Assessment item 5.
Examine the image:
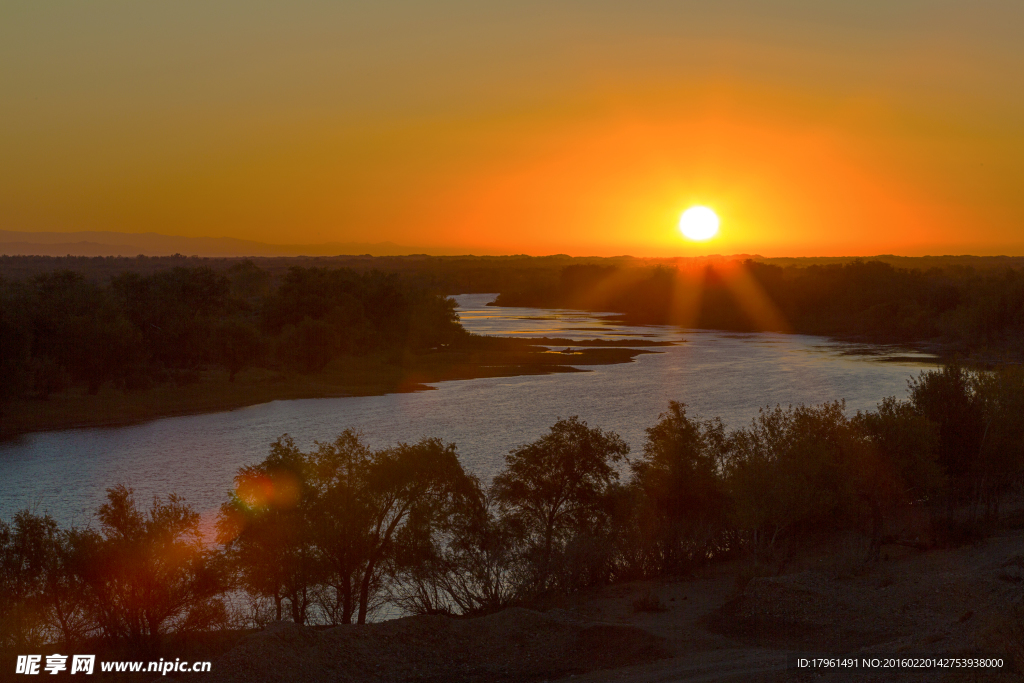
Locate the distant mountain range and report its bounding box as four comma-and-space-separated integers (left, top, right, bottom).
0, 230, 454, 257
2, 230, 1022, 267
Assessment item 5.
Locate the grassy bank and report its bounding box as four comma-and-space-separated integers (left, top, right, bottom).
0, 336, 663, 436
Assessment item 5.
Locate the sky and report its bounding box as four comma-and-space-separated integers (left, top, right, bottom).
2, 1, 1022, 257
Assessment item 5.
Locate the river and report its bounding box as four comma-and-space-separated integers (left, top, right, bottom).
0, 293, 938, 529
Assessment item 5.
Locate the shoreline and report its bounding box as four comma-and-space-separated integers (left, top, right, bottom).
3, 322, 974, 441
486, 301, 1017, 364
0, 337, 661, 438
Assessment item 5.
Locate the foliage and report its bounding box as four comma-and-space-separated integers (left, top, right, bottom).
726, 402, 874, 557
0, 512, 98, 650
4, 366, 1023, 648
491, 416, 629, 593
908, 362, 985, 502
628, 402, 731, 573
0, 490, 225, 653
218, 436, 318, 624
212, 317, 263, 381
0, 263, 465, 409
80, 486, 227, 651
260, 267, 462, 358
971, 364, 1024, 512
112, 267, 231, 371
854, 396, 944, 505
0, 512, 54, 649
218, 431, 476, 625
341, 435, 476, 624
389, 492, 528, 617
0, 279, 31, 427
495, 260, 1024, 356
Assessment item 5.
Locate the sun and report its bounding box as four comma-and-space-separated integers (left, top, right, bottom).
679, 206, 719, 241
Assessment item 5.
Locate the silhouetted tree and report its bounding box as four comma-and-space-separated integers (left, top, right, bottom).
908, 362, 985, 503
221, 432, 476, 625
112, 267, 230, 370
0, 512, 51, 649
389, 488, 526, 617
212, 316, 263, 381
349, 437, 476, 623
491, 416, 629, 592
727, 402, 869, 558
218, 436, 318, 624
855, 397, 943, 503
80, 486, 227, 651
0, 280, 31, 427
972, 364, 1024, 516
305, 431, 372, 625
0, 511, 95, 649
854, 397, 943, 553
629, 402, 731, 573
38, 525, 96, 650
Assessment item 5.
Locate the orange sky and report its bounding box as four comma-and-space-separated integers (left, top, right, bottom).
1, 1, 1022, 256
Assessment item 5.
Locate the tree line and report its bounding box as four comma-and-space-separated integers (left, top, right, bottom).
494, 260, 1024, 355
0, 253, 611, 295
3, 362, 1022, 654
0, 262, 465, 407
5, 257, 1021, 417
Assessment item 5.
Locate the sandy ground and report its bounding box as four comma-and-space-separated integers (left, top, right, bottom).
561, 528, 1024, 682
206, 607, 667, 683
204, 527, 1024, 683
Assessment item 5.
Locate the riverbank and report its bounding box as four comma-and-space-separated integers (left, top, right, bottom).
97, 520, 1018, 683
0, 336, 666, 437
4, 524, 1019, 683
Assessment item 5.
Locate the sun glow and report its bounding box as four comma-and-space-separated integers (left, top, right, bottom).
679, 206, 719, 241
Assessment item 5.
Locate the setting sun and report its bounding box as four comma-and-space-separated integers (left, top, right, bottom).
679, 206, 720, 241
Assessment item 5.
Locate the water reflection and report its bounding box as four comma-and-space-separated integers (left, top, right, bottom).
0, 293, 938, 528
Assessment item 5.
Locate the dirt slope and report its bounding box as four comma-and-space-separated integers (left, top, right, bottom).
204, 528, 1024, 683
567, 528, 1024, 682
207, 607, 668, 683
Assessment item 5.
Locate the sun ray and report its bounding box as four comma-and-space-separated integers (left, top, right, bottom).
664, 261, 706, 329
716, 261, 791, 333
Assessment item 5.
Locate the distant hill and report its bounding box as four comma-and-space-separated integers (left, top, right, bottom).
0, 230, 450, 257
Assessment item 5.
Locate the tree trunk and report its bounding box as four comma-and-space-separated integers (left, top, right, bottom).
540, 515, 556, 590
341, 576, 353, 625
868, 497, 883, 561
357, 560, 377, 625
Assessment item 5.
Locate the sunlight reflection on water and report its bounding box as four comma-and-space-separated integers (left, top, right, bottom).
0, 293, 939, 527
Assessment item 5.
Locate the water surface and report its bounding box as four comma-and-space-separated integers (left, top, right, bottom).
0, 294, 937, 527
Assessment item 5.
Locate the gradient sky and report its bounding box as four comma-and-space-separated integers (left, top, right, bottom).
2, 1, 1022, 257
